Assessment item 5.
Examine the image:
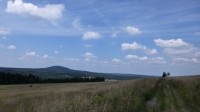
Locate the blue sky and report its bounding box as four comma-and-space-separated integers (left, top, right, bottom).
0, 0, 200, 76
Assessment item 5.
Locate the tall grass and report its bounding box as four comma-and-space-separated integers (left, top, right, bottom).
167, 76, 200, 111
0, 78, 158, 112
1, 76, 199, 112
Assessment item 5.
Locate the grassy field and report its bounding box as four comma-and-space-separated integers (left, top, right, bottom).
0, 76, 200, 112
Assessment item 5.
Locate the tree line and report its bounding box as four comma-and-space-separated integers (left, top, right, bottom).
0, 72, 105, 85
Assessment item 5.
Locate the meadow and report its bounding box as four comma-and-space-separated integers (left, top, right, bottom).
0, 76, 200, 112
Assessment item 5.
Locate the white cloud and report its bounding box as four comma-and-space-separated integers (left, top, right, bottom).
124, 26, 141, 35
122, 42, 145, 51
173, 57, 190, 62
122, 42, 157, 55
173, 57, 199, 63
6, 0, 65, 20
72, 18, 82, 30
163, 47, 197, 55
192, 58, 199, 63
112, 58, 122, 62
69, 58, 79, 61
54, 51, 58, 54
127, 55, 166, 64
154, 38, 190, 48
83, 31, 101, 40
0, 27, 11, 35
139, 56, 148, 61
85, 44, 93, 48
147, 49, 158, 55
43, 55, 48, 58
125, 54, 148, 61
150, 57, 166, 64
2, 36, 7, 40
8, 45, 16, 50
99, 61, 109, 64
125, 55, 138, 59
154, 57, 164, 60
25, 52, 37, 56
82, 52, 97, 58
154, 38, 200, 56
194, 32, 200, 36
19, 51, 38, 60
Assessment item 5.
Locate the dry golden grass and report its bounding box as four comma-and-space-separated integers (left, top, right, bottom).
0, 76, 199, 112
0, 78, 159, 112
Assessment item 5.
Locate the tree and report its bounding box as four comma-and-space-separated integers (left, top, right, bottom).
162, 72, 170, 77
167, 72, 170, 76
162, 72, 167, 77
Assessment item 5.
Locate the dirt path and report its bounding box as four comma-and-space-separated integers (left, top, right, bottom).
146, 79, 189, 112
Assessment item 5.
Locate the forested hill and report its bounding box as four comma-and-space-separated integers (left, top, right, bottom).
0, 66, 150, 80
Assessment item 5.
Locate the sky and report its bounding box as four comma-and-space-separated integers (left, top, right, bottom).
0, 0, 200, 76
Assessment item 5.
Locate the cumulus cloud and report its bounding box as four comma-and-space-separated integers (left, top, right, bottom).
125, 55, 138, 59
126, 55, 166, 64
122, 42, 145, 50
150, 57, 166, 64
154, 38, 200, 56
69, 58, 79, 61
8, 45, 16, 50
139, 56, 148, 61
99, 61, 109, 64
173, 57, 199, 63
192, 58, 199, 63
122, 42, 157, 55
1, 44, 17, 50
0, 27, 11, 35
173, 57, 190, 62
194, 32, 200, 36
83, 31, 101, 40
25, 52, 37, 56
148, 49, 158, 55
154, 38, 190, 48
19, 51, 38, 60
163, 47, 197, 55
112, 58, 122, 62
125, 55, 148, 61
82, 52, 97, 58
43, 55, 48, 58
124, 26, 141, 35
5, 0, 65, 20
153, 57, 164, 60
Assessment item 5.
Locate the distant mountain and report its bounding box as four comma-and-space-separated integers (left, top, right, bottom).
0, 66, 151, 80
37, 66, 74, 73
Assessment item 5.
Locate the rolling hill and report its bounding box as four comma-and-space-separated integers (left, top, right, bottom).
0, 66, 151, 80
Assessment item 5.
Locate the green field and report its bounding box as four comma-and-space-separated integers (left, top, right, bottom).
0, 76, 200, 112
